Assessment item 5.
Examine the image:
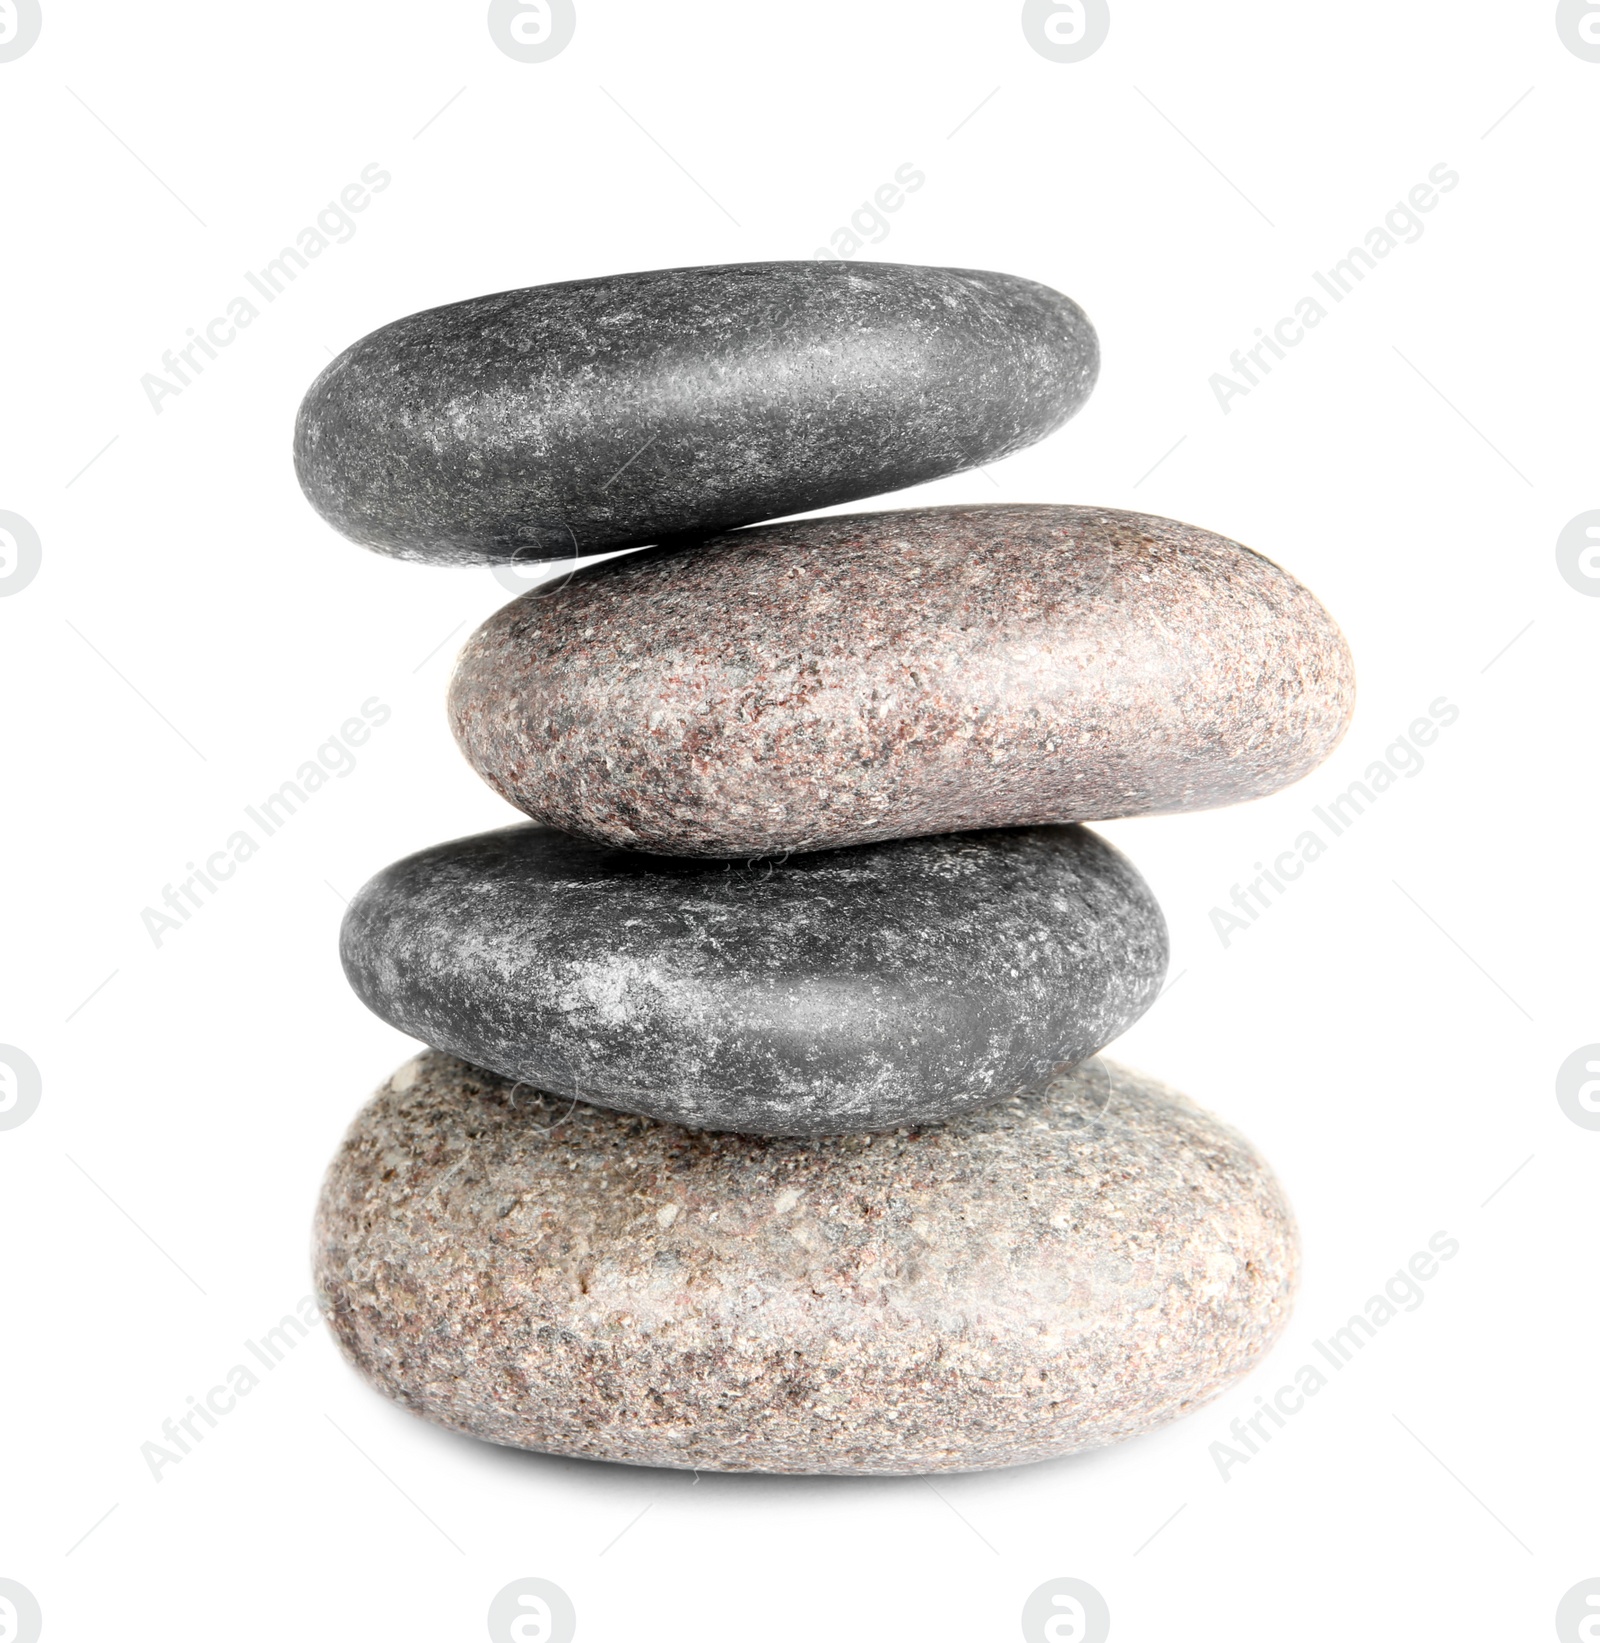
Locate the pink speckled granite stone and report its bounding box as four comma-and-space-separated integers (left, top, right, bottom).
448, 504, 1356, 859
313, 1051, 1298, 1475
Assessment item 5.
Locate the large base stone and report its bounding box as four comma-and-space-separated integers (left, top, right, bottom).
314, 1052, 1298, 1475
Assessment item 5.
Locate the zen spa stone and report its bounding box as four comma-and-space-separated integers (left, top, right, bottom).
292, 262, 1097, 565
339, 823, 1166, 1136
449, 503, 1358, 859
313, 1052, 1298, 1475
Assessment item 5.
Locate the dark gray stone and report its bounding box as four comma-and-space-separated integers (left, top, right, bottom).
293, 262, 1097, 565
339, 824, 1166, 1136
313, 1052, 1299, 1474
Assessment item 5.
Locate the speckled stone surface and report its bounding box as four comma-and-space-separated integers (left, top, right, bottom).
314, 1052, 1298, 1474
339, 823, 1166, 1136
450, 503, 1357, 858
292, 263, 1098, 565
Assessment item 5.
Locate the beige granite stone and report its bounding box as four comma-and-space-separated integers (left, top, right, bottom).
449, 503, 1357, 858
314, 1052, 1298, 1474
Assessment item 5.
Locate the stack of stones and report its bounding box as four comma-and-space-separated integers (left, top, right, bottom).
295, 262, 1356, 1475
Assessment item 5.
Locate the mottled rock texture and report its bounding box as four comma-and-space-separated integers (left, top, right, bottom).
314, 1052, 1298, 1474
450, 504, 1357, 858
339, 823, 1165, 1136
293, 263, 1098, 565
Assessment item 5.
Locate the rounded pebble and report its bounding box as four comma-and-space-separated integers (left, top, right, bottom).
449, 503, 1357, 858
293, 263, 1097, 565
314, 1052, 1299, 1475
339, 823, 1167, 1135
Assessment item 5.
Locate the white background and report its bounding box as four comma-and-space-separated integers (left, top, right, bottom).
3, 3, 1597, 1639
